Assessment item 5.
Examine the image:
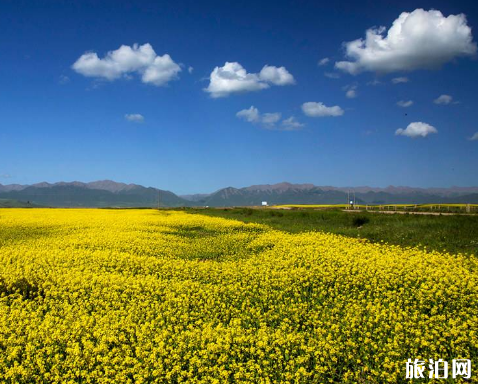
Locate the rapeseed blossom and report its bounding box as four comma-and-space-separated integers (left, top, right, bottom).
0, 209, 476, 383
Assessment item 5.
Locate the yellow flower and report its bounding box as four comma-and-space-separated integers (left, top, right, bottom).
0, 208, 476, 383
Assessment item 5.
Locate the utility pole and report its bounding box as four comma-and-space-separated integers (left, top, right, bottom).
347, 190, 350, 210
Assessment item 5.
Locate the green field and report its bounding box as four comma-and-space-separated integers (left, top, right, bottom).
276, 203, 478, 213
0, 199, 38, 208
187, 207, 478, 256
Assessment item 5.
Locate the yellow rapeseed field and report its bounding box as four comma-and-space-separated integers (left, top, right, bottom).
0, 208, 476, 383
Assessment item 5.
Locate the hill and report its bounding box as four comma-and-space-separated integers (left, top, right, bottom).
2, 180, 478, 207
0, 181, 187, 208
188, 182, 478, 206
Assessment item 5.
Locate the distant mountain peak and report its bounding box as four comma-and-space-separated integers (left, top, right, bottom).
31, 182, 53, 188
86, 180, 142, 193
244, 182, 316, 192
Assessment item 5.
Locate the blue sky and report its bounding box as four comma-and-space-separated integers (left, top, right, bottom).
1, 0, 477, 194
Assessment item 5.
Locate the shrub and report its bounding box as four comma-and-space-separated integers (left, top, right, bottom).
352, 215, 370, 227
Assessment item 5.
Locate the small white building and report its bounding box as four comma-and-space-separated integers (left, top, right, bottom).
262, 201, 268, 207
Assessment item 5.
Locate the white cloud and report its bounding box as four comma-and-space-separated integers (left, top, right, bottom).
142, 55, 182, 86
281, 116, 304, 130
236, 106, 260, 123
261, 112, 282, 126
391, 77, 409, 84
204, 62, 295, 98
206, 63, 267, 98
72, 43, 181, 86
259, 65, 295, 85
188, 66, 194, 74
434, 94, 453, 105
125, 113, 145, 123
335, 9, 476, 74
324, 72, 340, 79
302, 102, 344, 117
236, 106, 303, 130
469, 132, 478, 141
397, 100, 413, 107
395, 122, 437, 138
343, 84, 358, 98
318, 58, 330, 66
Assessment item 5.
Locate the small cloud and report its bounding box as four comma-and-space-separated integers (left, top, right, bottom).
468, 132, 478, 141
395, 122, 437, 138
391, 77, 409, 84
59, 75, 70, 84
343, 84, 358, 98
367, 79, 382, 86
205, 62, 295, 98
236, 106, 260, 123
125, 113, 145, 123
281, 116, 304, 130
397, 100, 413, 107
86, 80, 105, 91
259, 65, 296, 86
0, 173, 12, 179
188, 66, 194, 74
261, 112, 282, 127
363, 129, 376, 136
434, 94, 453, 105
324, 72, 340, 79
302, 102, 344, 117
72, 43, 181, 87
318, 58, 330, 66
236, 106, 303, 130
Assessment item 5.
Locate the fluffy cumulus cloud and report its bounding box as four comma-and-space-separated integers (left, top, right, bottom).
434, 94, 453, 105
395, 122, 437, 138
259, 65, 295, 85
236, 106, 303, 130
391, 77, 409, 84
397, 100, 413, 107
72, 43, 181, 86
302, 102, 344, 117
335, 9, 476, 74
125, 113, 145, 123
318, 58, 330, 66
205, 62, 295, 98
469, 132, 478, 141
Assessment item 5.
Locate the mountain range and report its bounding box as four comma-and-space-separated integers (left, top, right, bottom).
1, 180, 478, 208
0, 181, 184, 207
